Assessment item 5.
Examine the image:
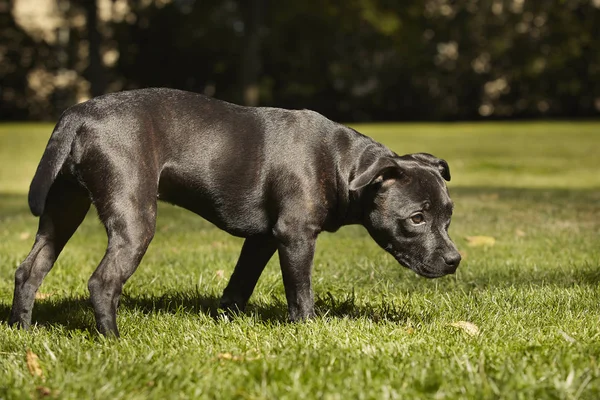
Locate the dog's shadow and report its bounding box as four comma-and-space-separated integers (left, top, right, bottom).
0, 290, 416, 335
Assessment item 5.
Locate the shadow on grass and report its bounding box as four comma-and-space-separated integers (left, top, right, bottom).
0, 290, 417, 335
120, 289, 414, 324
1, 267, 598, 335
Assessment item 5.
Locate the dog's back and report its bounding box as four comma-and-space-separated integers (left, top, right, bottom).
32, 88, 359, 236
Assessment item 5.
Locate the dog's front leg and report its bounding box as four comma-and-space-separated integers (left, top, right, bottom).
274, 222, 317, 321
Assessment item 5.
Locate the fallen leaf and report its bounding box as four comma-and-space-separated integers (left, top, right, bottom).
35, 386, 52, 397
19, 232, 31, 240
448, 321, 480, 337
35, 292, 54, 300
26, 350, 45, 381
515, 229, 526, 237
465, 236, 496, 247
217, 352, 240, 361
558, 329, 576, 344
215, 270, 225, 279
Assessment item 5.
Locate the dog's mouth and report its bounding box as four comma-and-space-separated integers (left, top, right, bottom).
392, 252, 448, 279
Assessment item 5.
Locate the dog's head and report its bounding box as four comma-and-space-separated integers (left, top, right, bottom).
350, 151, 460, 278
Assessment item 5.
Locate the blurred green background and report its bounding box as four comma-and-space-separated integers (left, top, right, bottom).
1, 0, 599, 122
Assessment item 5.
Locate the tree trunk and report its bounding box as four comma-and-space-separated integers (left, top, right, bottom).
83, 0, 107, 97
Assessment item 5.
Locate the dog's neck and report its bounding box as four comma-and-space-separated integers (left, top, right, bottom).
335, 131, 395, 228
342, 187, 368, 226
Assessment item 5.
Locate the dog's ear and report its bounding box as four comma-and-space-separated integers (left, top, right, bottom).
407, 153, 451, 181
349, 157, 400, 191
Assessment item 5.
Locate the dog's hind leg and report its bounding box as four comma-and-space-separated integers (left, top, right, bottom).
220, 235, 278, 312
9, 179, 91, 329
87, 178, 157, 337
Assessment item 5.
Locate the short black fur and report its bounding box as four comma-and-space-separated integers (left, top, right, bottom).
9, 88, 460, 336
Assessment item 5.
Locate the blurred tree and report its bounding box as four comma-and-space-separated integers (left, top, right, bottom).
239, 0, 265, 106
0, 0, 56, 119
78, 0, 107, 97
1, 0, 599, 121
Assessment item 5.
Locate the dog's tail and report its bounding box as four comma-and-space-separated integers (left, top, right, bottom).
28, 112, 79, 216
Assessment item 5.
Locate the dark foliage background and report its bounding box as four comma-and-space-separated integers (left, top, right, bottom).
1, 0, 599, 121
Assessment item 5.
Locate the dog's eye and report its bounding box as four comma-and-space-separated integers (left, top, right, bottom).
410, 213, 425, 225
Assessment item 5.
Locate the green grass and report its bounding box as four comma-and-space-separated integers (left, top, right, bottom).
1, 121, 599, 399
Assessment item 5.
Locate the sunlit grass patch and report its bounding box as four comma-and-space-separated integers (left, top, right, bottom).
1, 122, 599, 399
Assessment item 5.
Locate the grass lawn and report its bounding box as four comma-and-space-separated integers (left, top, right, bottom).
0, 121, 599, 399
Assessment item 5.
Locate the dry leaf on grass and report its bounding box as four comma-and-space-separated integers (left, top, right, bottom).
35, 386, 53, 397
35, 292, 54, 300
217, 352, 236, 360
448, 321, 480, 337
558, 329, 576, 344
215, 270, 225, 279
465, 236, 496, 247
515, 229, 526, 237
26, 350, 45, 381
19, 232, 31, 240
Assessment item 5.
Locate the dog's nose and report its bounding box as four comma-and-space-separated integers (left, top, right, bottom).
443, 252, 461, 271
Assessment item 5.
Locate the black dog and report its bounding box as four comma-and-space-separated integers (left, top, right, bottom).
9, 88, 460, 336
